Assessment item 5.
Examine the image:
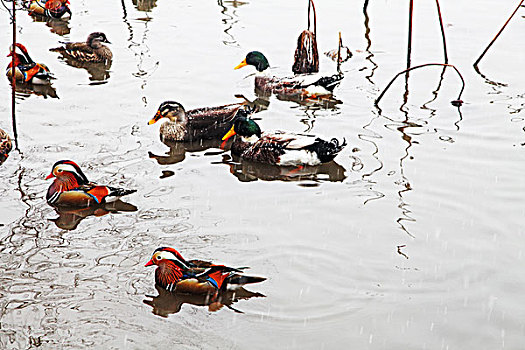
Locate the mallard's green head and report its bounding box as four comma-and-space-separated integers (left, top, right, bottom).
234, 51, 269, 72
222, 110, 262, 141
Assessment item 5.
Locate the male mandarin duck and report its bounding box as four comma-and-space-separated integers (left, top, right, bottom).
28, 0, 72, 19
234, 51, 344, 98
6, 43, 54, 85
0, 128, 12, 165
145, 247, 266, 294
148, 101, 246, 143
46, 160, 136, 207
50, 32, 112, 63
222, 111, 346, 166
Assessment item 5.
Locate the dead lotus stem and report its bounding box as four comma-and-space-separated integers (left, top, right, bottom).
375, 63, 465, 107
473, 0, 525, 68
434, 0, 448, 64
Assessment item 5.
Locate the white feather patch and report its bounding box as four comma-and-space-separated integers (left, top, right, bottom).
277, 150, 321, 166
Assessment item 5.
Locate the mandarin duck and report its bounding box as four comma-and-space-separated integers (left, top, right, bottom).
0, 128, 12, 165
144, 284, 265, 316
234, 51, 344, 98
46, 160, 136, 207
222, 111, 346, 166
145, 247, 266, 294
50, 32, 112, 63
6, 44, 54, 85
28, 0, 72, 19
148, 101, 246, 143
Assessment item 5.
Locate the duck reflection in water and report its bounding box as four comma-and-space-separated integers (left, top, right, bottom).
12, 81, 59, 99
50, 199, 137, 230
144, 284, 265, 317
222, 154, 347, 183
148, 138, 228, 167
29, 15, 71, 36
59, 57, 111, 82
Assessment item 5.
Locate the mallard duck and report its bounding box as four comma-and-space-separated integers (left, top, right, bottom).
222, 111, 346, 166
6, 43, 54, 85
28, 0, 71, 19
145, 247, 266, 294
234, 51, 344, 98
0, 128, 12, 165
50, 32, 112, 63
148, 101, 245, 143
46, 160, 136, 207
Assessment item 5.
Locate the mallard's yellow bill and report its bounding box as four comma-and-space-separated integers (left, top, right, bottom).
148, 111, 161, 125
234, 59, 247, 70
222, 125, 237, 141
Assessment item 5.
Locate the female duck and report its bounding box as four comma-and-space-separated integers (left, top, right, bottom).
50, 32, 112, 63
28, 0, 72, 19
46, 160, 136, 207
148, 101, 244, 143
222, 111, 346, 166
6, 44, 54, 85
145, 246, 266, 294
234, 51, 344, 98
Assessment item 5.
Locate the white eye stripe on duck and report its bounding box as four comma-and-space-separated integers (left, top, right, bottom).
154, 251, 189, 268
54, 163, 80, 175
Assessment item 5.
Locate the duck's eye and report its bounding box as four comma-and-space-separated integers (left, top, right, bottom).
57, 169, 63, 173
157, 256, 162, 260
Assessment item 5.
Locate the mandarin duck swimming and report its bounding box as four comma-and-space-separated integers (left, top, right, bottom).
0, 128, 12, 165
235, 51, 344, 98
222, 111, 346, 166
46, 160, 136, 207
148, 101, 246, 143
145, 247, 266, 294
6, 44, 54, 85
28, 0, 72, 19
50, 32, 112, 63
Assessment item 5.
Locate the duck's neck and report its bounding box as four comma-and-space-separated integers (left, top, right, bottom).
155, 261, 184, 288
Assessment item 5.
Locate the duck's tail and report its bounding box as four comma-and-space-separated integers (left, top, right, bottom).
308, 137, 347, 163
311, 72, 344, 92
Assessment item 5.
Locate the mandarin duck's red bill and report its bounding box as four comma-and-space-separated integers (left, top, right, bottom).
45, 160, 136, 208
145, 247, 266, 294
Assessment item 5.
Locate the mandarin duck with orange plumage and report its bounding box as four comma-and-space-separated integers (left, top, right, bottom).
145, 247, 266, 294
6, 44, 54, 85
28, 0, 72, 19
46, 160, 136, 207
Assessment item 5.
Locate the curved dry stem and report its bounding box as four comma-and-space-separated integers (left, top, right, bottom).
307, 0, 317, 35
375, 63, 465, 107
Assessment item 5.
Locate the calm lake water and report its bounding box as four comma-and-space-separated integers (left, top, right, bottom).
1, 0, 525, 348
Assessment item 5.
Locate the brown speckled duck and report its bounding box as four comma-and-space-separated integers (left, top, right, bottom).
50, 32, 112, 63
0, 128, 12, 165
148, 101, 245, 143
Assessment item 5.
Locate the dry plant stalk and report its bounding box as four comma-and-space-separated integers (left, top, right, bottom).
292, 0, 319, 74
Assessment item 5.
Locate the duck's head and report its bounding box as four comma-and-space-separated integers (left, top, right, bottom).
45, 160, 89, 184
148, 101, 187, 125
234, 51, 269, 72
87, 32, 111, 48
145, 247, 190, 269
222, 110, 262, 141
7, 43, 32, 65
